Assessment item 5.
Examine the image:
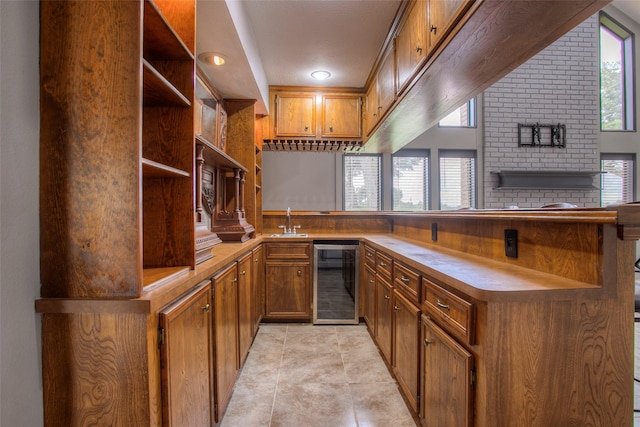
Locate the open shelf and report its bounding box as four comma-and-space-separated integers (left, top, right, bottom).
142, 158, 191, 178
491, 170, 603, 189
143, 60, 191, 107
196, 134, 247, 172
143, 0, 194, 59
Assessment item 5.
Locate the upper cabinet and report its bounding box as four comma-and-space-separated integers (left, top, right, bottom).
321, 95, 362, 138
270, 89, 363, 140
275, 93, 317, 137
427, 0, 468, 51
365, 44, 396, 136
396, 0, 427, 94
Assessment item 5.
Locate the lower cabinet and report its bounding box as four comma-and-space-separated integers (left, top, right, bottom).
252, 245, 265, 335
392, 289, 421, 414
212, 262, 239, 422
264, 242, 312, 319
375, 274, 394, 363
159, 281, 214, 427
420, 315, 474, 427
363, 264, 376, 333
237, 252, 253, 367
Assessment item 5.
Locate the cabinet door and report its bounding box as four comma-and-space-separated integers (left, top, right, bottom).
428, 0, 467, 51
375, 274, 393, 364
392, 289, 421, 413
252, 245, 265, 335
396, 0, 427, 93
275, 93, 316, 136
421, 315, 474, 427
363, 265, 376, 333
237, 252, 253, 367
377, 45, 396, 119
159, 281, 213, 427
364, 81, 379, 136
321, 95, 362, 138
265, 262, 311, 318
213, 263, 239, 422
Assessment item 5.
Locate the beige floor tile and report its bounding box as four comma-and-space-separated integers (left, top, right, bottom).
279, 350, 347, 384
342, 349, 395, 384
237, 351, 282, 385
349, 382, 417, 427
219, 382, 276, 427
271, 382, 357, 427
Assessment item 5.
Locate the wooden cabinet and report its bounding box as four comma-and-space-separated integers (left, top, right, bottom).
159, 281, 213, 427
212, 263, 239, 422
365, 44, 396, 136
237, 252, 253, 367
427, 0, 468, 51
396, 0, 428, 93
264, 242, 312, 319
272, 90, 363, 140
252, 244, 265, 335
363, 264, 376, 332
392, 289, 421, 414
40, 0, 196, 297
321, 95, 362, 138
421, 315, 474, 427
275, 93, 316, 137
375, 274, 394, 364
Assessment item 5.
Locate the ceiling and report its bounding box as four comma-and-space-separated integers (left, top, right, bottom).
196, 0, 639, 117
196, 0, 401, 114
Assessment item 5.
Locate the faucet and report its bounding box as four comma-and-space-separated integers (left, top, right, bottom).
278, 207, 301, 234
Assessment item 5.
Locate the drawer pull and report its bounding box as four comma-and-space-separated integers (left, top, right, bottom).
366, 252, 373, 258
297, 270, 302, 277
436, 300, 450, 311
400, 275, 410, 283
424, 338, 432, 346
380, 262, 387, 267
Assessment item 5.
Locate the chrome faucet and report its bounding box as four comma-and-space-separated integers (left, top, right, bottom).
278, 207, 301, 235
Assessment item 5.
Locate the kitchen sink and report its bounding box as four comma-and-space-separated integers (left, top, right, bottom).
269, 233, 309, 238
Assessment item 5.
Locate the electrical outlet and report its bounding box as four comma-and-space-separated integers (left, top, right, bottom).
504, 229, 518, 258
431, 223, 438, 241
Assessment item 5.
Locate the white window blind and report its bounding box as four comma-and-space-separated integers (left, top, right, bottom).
393, 150, 429, 211
344, 155, 381, 210
601, 154, 635, 206
439, 150, 476, 210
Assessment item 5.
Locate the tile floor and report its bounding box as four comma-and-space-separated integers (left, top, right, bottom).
220, 323, 418, 427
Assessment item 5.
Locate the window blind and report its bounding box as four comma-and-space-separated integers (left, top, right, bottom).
392, 150, 429, 211
344, 155, 381, 210
439, 150, 477, 210
601, 153, 635, 206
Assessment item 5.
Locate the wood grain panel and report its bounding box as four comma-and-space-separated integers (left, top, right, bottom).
263, 213, 392, 234
392, 289, 421, 413
40, 0, 142, 298
265, 262, 311, 318
237, 252, 253, 367
151, 0, 195, 54
42, 312, 149, 426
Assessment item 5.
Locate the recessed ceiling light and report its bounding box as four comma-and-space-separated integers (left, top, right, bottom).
198, 52, 226, 66
311, 70, 331, 80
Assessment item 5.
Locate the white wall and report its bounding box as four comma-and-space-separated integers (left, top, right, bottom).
0, 1, 43, 426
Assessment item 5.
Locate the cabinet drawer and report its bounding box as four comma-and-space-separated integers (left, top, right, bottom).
364, 245, 376, 268
375, 251, 393, 279
422, 277, 475, 345
265, 243, 311, 260
393, 262, 420, 306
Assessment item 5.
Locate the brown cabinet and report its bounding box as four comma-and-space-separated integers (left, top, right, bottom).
427, 0, 469, 52
274, 93, 316, 137
392, 289, 421, 414
272, 90, 363, 140
365, 44, 396, 136
212, 263, 239, 422
363, 264, 376, 333
375, 274, 394, 364
321, 94, 362, 138
396, 0, 428, 93
421, 315, 474, 427
159, 281, 213, 427
264, 242, 312, 319
237, 252, 253, 367
252, 244, 265, 335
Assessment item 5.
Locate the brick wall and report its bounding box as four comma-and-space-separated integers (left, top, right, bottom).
483, 15, 600, 209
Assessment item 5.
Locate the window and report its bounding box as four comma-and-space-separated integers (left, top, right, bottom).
392, 150, 429, 211
439, 98, 476, 127
600, 153, 635, 206
344, 154, 381, 210
439, 150, 476, 210
600, 13, 635, 131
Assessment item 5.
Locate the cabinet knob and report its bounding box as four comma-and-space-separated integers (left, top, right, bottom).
370, 279, 374, 284
430, 25, 437, 33
304, 125, 309, 131
231, 278, 238, 284
436, 299, 450, 311
380, 262, 387, 267
416, 46, 422, 54
384, 295, 390, 301
297, 270, 302, 276
329, 126, 334, 132
400, 276, 410, 283
202, 303, 210, 313
254, 258, 258, 263
424, 338, 432, 346
241, 270, 246, 276
393, 305, 399, 312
